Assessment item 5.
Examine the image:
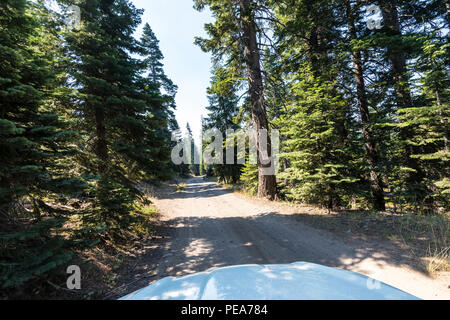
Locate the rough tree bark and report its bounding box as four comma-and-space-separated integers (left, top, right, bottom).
346, 0, 386, 210
239, 0, 277, 200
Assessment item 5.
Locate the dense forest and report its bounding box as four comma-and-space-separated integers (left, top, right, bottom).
198, 0, 449, 212
0, 0, 182, 297
0, 0, 448, 298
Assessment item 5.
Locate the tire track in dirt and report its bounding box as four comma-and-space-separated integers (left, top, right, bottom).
112, 177, 449, 300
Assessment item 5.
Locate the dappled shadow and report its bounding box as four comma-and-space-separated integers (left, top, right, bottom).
154, 179, 233, 200
110, 210, 428, 299
292, 210, 449, 263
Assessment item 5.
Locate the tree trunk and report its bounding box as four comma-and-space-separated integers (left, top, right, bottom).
305, 0, 327, 78
95, 106, 108, 173
379, 0, 424, 189
446, 2, 450, 27
379, 1, 412, 110
239, 0, 277, 200
346, 1, 385, 211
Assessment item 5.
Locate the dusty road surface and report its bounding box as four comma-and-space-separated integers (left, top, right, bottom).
112, 177, 449, 300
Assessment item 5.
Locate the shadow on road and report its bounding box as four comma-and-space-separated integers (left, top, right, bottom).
112, 211, 424, 299
104, 176, 445, 299
156, 181, 233, 199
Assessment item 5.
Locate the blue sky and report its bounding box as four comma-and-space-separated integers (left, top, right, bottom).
131, 0, 213, 140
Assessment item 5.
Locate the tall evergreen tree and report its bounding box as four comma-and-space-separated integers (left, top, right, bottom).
390, 0, 450, 211
63, 0, 165, 232
140, 23, 177, 99
345, 0, 386, 210
186, 123, 200, 176
139, 21, 180, 180
0, 0, 84, 292
195, 0, 277, 199
377, 0, 427, 206
202, 66, 243, 183
272, 0, 362, 209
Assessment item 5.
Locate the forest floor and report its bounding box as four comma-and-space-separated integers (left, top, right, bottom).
108, 176, 450, 300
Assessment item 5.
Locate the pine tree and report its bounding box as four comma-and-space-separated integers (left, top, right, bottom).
278, 70, 360, 208
0, 0, 84, 293
356, 0, 449, 212
199, 116, 205, 176
63, 0, 165, 232
403, 35, 450, 210
141, 23, 177, 98
168, 118, 186, 177
186, 123, 200, 176
345, 0, 386, 210
139, 21, 179, 181
203, 66, 242, 183
195, 0, 277, 199
393, 1, 450, 211
272, 0, 361, 209
375, 0, 428, 207
240, 157, 258, 196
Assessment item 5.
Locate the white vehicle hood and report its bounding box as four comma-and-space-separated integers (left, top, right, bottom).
120, 262, 419, 300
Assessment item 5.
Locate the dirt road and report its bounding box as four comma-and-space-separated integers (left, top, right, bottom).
113, 177, 449, 299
